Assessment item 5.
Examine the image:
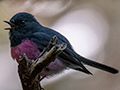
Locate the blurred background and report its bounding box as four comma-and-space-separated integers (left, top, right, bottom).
0, 0, 120, 90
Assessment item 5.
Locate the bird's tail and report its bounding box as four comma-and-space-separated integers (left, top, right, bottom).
76, 54, 119, 74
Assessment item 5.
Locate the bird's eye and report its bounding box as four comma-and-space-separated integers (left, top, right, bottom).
21, 20, 25, 24
10, 19, 15, 23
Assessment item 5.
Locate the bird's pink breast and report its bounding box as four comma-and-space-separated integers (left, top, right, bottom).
11, 39, 66, 76
11, 39, 40, 62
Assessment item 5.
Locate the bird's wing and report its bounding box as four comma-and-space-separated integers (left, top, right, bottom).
29, 28, 92, 74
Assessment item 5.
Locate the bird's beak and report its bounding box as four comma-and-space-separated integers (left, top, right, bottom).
4, 20, 18, 30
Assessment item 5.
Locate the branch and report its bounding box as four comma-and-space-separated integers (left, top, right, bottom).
18, 36, 67, 90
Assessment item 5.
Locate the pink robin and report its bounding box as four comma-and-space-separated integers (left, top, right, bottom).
4, 12, 118, 79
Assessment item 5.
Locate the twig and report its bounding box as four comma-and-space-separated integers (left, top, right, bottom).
18, 36, 67, 90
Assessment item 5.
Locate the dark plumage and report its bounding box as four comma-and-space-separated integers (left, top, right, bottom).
4, 12, 118, 77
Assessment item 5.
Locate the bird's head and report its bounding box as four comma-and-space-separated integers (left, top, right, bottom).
4, 12, 39, 34
4, 12, 41, 47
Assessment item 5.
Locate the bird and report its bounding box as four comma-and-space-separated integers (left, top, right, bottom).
4, 12, 118, 78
